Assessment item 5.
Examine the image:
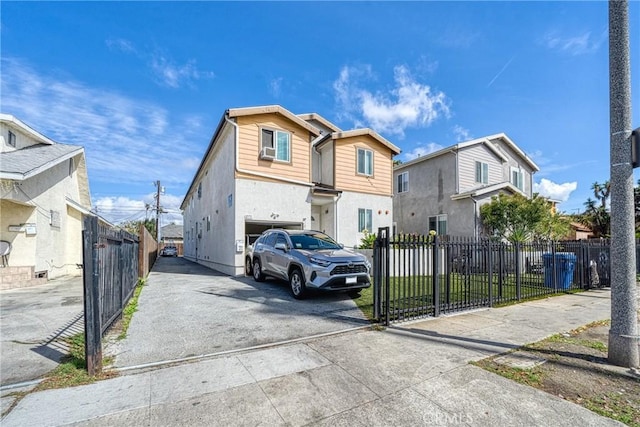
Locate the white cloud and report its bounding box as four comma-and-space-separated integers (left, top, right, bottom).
402, 142, 444, 162
333, 64, 450, 137
150, 54, 214, 89
105, 38, 214, 88
542, 30, 605, 55
533, 178, 577, 202
1, 57, 207, 187
269, 77, 283, 98
94, 193, 183, 226
105, 38, 136, 54
452, 125, 472, 142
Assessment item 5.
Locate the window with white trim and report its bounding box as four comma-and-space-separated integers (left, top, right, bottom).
358, 208, 373, 233
261, 128, 290, 162
428, 214, 447, 235
511, 167, 524, 191
357, 148, 373, 176
397, 172, 409, 193
8, 131, 16, 147
475, 161, 488, 184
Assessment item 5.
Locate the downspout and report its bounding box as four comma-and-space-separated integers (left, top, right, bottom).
224, 114, 315, 187
471, 196, 478, 238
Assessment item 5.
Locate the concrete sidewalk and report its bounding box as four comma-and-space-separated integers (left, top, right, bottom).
2, 289, 628, 426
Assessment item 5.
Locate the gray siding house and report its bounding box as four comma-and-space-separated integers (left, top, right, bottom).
393, 133, 539, 237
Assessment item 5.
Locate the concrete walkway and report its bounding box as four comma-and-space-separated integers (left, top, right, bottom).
2, 289, 628, 426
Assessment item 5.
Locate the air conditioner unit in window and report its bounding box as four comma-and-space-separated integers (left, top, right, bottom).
260, 147, 276, 160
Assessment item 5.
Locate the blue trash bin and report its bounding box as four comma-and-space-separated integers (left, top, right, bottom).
542, 252, 577, 290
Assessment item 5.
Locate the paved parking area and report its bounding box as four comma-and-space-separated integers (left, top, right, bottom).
112, 257, 368, 368
0, 276, 84, 386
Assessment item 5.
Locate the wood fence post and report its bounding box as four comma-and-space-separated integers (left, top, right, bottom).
83, 215, 102, 375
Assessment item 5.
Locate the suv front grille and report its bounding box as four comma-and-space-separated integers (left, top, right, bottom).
330, 264, 368, 276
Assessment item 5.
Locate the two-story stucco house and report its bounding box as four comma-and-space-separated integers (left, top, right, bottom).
0, 114, 92, 287
393, 133, 539, 237
181, 105, 400, 276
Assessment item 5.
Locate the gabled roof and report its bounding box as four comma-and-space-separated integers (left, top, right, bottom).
395, 133, 539, 172
331, 129, 401, 155
0, 143, 84, 180
0, 114, 56, 145
450, 181, 525, 200
296, 113, 342, 133
161, 223, 183, 239
228, 105, 321, 137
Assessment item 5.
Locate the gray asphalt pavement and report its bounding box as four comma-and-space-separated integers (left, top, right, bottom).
3, 287, 629, 426
111, 256, 368, 368
0, 276, 84, 386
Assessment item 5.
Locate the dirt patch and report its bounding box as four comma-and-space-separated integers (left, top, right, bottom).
473, 320, 640, 426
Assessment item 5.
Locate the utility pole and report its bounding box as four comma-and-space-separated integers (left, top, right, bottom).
608, 0, 639, 368
155, 180, 161, 242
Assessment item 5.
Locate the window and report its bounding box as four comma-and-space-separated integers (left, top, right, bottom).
206, 216, 210, 231
275, 233, 288, 248
68, 158, 75, 177
397, 172, 409, 193
8, 131, 16, 147
197, 182, 202, 199
475, 161, 488, 184
357, 148, 373, 176
358, 208, 373, 233
511, 167, 524, 190
428, 214, 447, 235
50, 210, 61, 228
261, 128, 290, 162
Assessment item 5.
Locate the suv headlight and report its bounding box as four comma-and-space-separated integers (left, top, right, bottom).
309, 256, 331, 267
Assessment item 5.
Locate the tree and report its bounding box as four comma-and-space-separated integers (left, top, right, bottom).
579, 180, 611, 238
120, 219, 156, 237
480, 193, 570, 243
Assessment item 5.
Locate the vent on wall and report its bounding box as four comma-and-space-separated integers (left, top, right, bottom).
260, 147, 276, 160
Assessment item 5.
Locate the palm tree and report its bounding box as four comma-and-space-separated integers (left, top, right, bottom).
580, 181, 611, 238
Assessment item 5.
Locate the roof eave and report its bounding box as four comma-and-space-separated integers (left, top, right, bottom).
0, 114, 57, 145
228, 105, 321, 136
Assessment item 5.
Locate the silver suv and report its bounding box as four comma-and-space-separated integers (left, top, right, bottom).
250, 229, 371, 299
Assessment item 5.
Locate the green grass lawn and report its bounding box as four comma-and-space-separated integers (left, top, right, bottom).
353, 272, 579, 322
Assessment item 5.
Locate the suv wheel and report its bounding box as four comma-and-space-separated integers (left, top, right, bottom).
289, 268, 307, 299
253, 259, 265, 282
245, 257, 253, 276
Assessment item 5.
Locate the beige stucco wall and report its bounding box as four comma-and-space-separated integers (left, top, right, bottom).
1, 153, 88, 279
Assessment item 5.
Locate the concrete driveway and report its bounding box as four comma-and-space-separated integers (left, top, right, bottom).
0, 276, 84, 386
112, 256, 368, 368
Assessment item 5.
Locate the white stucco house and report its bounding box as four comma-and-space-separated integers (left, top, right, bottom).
0, 114, 92, 287
181, 105, 400, 276
393, 133, 539, 237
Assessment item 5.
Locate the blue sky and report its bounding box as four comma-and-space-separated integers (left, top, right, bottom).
2, 1, 639, 225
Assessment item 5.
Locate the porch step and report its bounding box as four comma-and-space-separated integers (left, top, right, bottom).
0, 266, 48, 290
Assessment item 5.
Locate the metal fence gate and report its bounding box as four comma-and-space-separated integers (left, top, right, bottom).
373, 227, 616, 325
82, 215, 139, 374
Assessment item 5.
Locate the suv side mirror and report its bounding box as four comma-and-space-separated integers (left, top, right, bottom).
274, 242, 288, 252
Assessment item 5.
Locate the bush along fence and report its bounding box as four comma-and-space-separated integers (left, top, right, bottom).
82, 215, 140, 375
372, 227, 613, 325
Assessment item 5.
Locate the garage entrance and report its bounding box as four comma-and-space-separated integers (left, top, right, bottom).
244, 220, 303, 247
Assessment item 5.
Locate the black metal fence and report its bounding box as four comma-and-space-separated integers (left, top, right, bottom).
373, 227, 617, 325
82, 215, 139, 375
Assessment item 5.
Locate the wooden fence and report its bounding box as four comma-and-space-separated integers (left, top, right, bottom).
82, 216, 139, 375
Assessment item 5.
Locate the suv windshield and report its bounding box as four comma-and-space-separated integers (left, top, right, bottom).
289, 232, 341, 250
